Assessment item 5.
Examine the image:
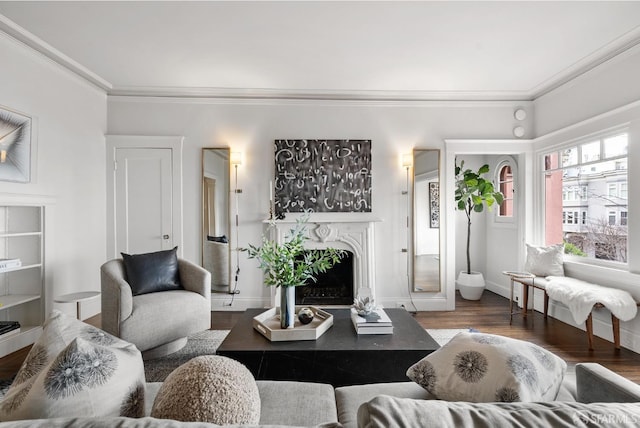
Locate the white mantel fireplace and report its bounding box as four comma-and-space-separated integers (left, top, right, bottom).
268, 213, 381, 307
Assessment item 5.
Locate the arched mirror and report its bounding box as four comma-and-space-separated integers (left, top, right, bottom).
412, 149, 441, 292
202, 148, 231, 293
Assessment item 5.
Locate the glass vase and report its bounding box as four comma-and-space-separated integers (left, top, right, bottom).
280, 286, 296, 329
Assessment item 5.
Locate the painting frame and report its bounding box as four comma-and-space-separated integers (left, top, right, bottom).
429, 181, 439, 228
0, 106, 32, 183
274, 139, 372, 214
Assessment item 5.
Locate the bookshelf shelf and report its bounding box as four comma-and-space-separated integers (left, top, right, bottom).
0, 204, 45, 358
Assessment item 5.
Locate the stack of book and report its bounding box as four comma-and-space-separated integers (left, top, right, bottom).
0, 321, 21, 339
0, 258, 21, 272
350, 307, 393, 335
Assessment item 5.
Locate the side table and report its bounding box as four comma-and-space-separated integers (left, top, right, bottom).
54, 291, 101, 320
502, 271, 535, 324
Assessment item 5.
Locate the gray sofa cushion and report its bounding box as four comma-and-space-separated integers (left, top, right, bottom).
335, 382, 431, 428
257, 381, 337, 426
577, 363, 640, 403
146, 381, 337, 427
357, 395, 640, 428
0, 417, 342, 427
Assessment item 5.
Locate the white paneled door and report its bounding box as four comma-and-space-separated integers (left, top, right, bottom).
115, 148, 173, 254
106, 135, 183, 259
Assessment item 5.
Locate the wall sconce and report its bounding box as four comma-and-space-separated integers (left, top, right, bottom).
230, 151, 243, 166
401, 153, 413, 195
402, 153, 413, 169
230, 152, 243, 194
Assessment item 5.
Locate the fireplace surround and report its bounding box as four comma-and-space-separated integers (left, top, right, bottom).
267, 214, 380, 307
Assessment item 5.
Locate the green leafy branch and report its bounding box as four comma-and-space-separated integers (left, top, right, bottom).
245, 215, 346, 288
454, 160, 504, 274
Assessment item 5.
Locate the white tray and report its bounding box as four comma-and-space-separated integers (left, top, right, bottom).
252, 306, 333, 342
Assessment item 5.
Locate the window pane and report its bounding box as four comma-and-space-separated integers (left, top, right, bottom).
544, 152, 559, 171
543, 136, 627, 263
561, 147, 578, 167
498, 165, 514, 217
604, 134, 627, 158
581, 141, 600, 163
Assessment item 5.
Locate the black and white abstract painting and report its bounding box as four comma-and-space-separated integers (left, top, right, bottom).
274, 139, 372, 214
429, 182, 439, 228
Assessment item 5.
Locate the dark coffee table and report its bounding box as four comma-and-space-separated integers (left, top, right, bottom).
217, 308, 439, 387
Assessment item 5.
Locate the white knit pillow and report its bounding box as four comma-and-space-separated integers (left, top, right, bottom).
524, 243, 565, 277
0, 310, 145, 421
152, 355, 260, 424
407, 332, 567, 402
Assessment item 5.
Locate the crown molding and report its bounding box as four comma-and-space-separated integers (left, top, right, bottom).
530, 26, 640, 99
107, 86, 533, 102
0, 15, 112, 92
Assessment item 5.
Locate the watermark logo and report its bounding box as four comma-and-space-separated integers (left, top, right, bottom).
572, 411, 640, 425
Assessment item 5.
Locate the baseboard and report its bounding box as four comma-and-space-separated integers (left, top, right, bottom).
211, 295, 267, 311
379, 296, 451, 311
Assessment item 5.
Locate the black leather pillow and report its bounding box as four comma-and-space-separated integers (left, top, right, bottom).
207, 235, 228, 243
121, 247, 182, 296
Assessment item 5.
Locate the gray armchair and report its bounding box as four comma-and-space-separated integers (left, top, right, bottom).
100, 257, 211, 359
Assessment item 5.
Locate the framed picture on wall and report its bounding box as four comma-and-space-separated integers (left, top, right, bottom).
274, 139, 372, 214
0, 106, 32, 183
429, 181, 439, 228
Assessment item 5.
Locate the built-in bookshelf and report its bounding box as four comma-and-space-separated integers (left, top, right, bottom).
0, 202, 47, 358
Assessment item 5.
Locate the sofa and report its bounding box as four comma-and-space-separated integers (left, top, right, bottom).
2, 362, 640, 427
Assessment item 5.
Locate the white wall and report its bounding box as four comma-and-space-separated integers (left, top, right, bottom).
535, 45, 640, 137
107, 98, 524, 310
532, 45, 640, 352
0, 33, 107, 319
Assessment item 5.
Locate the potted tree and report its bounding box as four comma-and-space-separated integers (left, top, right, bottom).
246, 215, 345, 328
455, 160, 503, 300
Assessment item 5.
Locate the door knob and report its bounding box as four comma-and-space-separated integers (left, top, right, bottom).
163, 235, 170, 240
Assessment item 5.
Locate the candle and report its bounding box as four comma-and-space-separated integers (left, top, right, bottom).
269, 181, 273, 202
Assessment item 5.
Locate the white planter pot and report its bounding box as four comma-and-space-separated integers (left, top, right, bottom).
456, 271, 485, 300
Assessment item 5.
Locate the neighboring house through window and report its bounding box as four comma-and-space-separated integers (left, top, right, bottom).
542, 132, 628, 263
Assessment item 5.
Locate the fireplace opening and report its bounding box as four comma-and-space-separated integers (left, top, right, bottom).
295, 250, 354, 306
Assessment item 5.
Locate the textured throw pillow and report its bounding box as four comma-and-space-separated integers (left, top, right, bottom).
121, 246, 182, 296
151, 355, 260, 424
407, 332, 567, 402
524, 243, 565, 277
0, 310, 145, 421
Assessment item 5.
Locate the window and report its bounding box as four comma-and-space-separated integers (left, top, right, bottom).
496, 159, 515, 221
543, 133, 628, 263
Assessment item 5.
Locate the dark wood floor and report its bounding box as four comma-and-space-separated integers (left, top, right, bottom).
3, 291, 640, 382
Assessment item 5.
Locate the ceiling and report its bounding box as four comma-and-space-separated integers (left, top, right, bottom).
1, 1, 640, 100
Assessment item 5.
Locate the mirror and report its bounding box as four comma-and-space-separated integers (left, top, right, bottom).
202, 148, 231, 293
412, 149, 441, 292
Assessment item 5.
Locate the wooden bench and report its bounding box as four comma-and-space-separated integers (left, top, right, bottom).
510, 276, 638, 350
